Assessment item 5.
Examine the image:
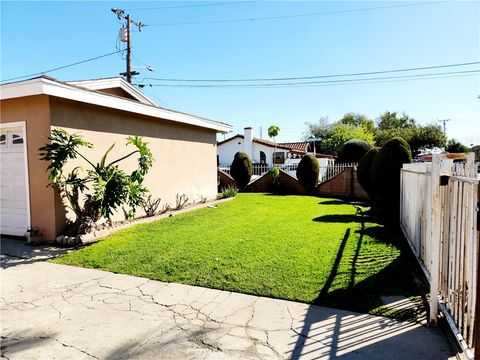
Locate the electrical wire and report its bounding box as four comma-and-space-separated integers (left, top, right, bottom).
144, 1, 445, 27
125, 1, 255, 11
144, 61, 480, 83
1, 50, 124, 83
136, 69, 480, 88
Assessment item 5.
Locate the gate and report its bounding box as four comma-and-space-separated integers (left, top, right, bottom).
400, 153, 479, 358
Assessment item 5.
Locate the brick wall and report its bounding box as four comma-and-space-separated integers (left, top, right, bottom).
352, 169, 369, 201
243, 167, 369, 201
244, 172, 272, 192
316, 167, 369, 201
245, 170, 306, 195
218, 169, 236, 190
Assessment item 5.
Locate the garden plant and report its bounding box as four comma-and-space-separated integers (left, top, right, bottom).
39, 128, 153, 235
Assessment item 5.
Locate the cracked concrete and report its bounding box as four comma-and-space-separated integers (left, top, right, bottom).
1, 242, 455, 359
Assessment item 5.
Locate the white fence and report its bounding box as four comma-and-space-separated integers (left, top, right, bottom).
219, 162, 357, 183
400, 153, 479, 358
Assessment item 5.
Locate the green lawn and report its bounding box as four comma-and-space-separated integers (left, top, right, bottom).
54, 193, 424, 316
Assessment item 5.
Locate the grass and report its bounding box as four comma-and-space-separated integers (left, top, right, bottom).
54, 193, 425, 317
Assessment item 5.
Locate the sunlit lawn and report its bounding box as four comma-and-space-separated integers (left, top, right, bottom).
54, 193, 423, 316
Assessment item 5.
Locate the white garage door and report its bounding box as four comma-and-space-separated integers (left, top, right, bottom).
0, 125, 30, 236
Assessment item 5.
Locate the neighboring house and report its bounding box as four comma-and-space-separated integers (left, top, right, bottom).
217, 127, 310, 167
217, 127, 334, 168
0, 76, 232, 240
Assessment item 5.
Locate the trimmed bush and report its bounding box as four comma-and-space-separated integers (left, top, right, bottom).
372, 137, 412, 222
230, 152, 252, 190
296, 154, 319, 192
357, 147, 380, 199
337, 139, 373, 164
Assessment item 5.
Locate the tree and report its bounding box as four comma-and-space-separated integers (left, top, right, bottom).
372, 137, 412, 223
357, 147, 380, 200
375, 112, 446, 156
304, 120, 374, 156
296, 154, 319, 193
340, 113, 375, 134
230, 152, 252, 190
268, 125, 280, 164
377, 111, 415, 131
39, 128, 153, 235
337, 139, 373, 164
446, 138, 469, 153
408, 124, 446, 156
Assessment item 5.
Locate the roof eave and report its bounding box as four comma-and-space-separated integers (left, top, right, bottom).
1, 77, 233, 133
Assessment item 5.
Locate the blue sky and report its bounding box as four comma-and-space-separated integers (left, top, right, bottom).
2, 1, 479, 145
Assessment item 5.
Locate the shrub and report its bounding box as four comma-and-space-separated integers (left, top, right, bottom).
220, 185, 238, 199
296, 154, 319, 192
269, 167, 281, 194
357, 147, 380, 199
175, 193, 189, 210
230, 152, 252, 189
142, 195, 161, 217
337, 139, 373, 164
39, 129, 153, 235
372, 137, 412, 222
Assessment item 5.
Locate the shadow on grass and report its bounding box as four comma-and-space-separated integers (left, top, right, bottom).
313, 214, 363, 223
290, 212, 431, 360
318, 199, 346, 205
313, 254, 424, 314
315, 228, 351, 301
312, 209, 425, 316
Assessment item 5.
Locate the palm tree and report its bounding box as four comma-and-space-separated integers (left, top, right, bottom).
268, 125, 280, 165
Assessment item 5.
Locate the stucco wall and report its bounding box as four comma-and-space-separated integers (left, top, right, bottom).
49, 97, 218, 228
0, 95, 57, 241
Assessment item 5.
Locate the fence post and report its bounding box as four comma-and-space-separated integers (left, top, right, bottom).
429, 154, 442, 325
475, 183, 480, 359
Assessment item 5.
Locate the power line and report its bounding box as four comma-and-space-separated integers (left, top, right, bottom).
137, 69, 480, 88
125, 1, 254, 11
144, 61, 480, 83
144, 1, 445, 27
1, 50, 124, 83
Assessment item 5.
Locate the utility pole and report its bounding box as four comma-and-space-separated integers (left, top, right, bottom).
438, 119, 451, 137
111, 8, 143, 83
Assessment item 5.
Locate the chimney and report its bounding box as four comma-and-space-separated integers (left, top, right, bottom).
243, 127, 253, 160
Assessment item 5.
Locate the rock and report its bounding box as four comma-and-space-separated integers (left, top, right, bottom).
56, 235, 65, 245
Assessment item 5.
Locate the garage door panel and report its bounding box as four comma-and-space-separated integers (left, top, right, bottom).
0, 184, 8, 201
0, 125, 29, 237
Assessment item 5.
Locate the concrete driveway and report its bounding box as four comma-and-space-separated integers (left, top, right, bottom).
1, 239, 455, 359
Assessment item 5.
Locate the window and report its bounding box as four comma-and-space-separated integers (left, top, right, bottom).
12, 133, 24, 145
273, 152, 285, 165
260, 151, 266, 164
0, 128, 25, 148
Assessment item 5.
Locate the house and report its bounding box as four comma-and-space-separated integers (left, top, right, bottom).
217, 127, 310, 167
0, 76, 232, 241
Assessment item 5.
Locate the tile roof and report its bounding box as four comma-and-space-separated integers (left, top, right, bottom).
278, 142, 309, 152
217, 134, 305, 152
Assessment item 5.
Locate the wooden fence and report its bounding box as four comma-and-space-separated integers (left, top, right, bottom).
400, 153, 479, 359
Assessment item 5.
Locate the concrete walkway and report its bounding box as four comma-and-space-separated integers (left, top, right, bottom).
1, 240, 455, 359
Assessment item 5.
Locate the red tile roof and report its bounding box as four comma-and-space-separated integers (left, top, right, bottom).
279, 142, 309, 152
217, 134, 300, 151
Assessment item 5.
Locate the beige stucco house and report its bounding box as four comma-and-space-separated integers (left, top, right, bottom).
0, 76, 232, 241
